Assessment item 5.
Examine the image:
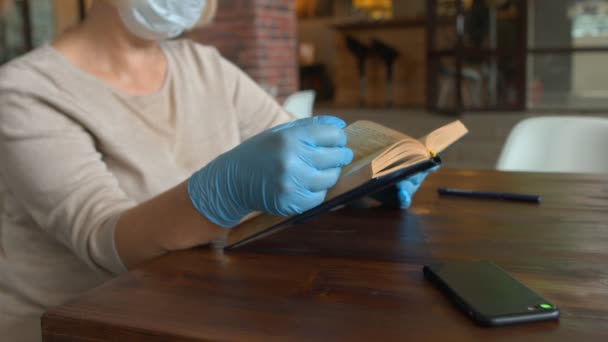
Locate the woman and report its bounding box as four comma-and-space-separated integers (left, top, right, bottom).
0, 1, 432, 340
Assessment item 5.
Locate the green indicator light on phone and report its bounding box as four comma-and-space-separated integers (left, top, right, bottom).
540, 303, 553, 309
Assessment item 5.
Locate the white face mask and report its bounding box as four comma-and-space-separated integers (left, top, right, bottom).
118, 0, 207, 41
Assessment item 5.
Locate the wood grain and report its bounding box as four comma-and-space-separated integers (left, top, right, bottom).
42, 169, 608, 341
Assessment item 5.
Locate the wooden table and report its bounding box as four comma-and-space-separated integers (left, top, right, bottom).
42, 169, 608, 341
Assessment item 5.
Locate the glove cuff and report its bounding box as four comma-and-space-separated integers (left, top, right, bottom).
187, 165, 250, 228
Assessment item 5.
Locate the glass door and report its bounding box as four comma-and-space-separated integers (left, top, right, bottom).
528, 0, 608, 110
426, 0, 527, 114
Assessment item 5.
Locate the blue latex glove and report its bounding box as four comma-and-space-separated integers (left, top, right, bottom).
370, 167, 439, 209
188, 116, 354, 228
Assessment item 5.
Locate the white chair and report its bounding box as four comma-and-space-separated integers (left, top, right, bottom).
496, 116, 608, 173
283, 90, 316, 119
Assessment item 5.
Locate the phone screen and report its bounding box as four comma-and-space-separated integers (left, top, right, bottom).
424, 261, 560, 326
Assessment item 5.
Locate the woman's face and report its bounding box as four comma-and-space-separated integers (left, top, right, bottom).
104, 0, 208, 41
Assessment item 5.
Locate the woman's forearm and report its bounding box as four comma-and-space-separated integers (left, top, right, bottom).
114, 116, 354, 270
114, 181, 225, 269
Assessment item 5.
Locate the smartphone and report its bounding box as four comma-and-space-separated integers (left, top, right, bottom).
423, 261, 560, 326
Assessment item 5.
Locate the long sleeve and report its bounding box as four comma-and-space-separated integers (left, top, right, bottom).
219, 56, 294, 140
0, 90, 135, 275
0, 40, 302, 341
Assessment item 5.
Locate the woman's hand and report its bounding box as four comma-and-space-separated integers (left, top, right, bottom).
188, 116, 354, 227
370, 166, 439, 209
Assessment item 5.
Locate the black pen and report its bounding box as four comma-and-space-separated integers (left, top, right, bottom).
437, 188, 542, 204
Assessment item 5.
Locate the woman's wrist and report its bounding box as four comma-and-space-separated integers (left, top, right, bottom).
187, 156, 252, 228
155, 182, 226, 251
115, 182, 225, 269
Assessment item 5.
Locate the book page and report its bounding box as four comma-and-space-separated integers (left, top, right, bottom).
373, 154, 431, 178
418, 120, 469, 155
371, 139, 429, 175
342, 121, 407, 175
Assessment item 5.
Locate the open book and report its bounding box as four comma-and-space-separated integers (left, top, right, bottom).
220, 120, 468, 249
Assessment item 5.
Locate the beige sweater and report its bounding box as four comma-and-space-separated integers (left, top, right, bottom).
0, 40, 291, 341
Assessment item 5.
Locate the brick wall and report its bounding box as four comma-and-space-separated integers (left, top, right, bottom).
189, 0, 298, 101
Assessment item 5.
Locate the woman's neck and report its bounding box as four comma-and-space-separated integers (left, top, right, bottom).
52, 2, 168, 96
